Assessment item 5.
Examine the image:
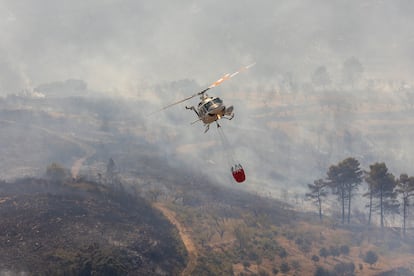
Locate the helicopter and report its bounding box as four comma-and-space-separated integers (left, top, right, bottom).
157, 63, 255, 133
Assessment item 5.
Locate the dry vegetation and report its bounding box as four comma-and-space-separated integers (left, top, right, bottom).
146, 178, 414, 276
2, 81, 414, 275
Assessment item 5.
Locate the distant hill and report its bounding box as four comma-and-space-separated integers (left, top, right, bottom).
35, 79, 89, 98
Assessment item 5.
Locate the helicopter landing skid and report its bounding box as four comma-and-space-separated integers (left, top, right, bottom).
185, 105, 199, 117
204, 121, 222, 133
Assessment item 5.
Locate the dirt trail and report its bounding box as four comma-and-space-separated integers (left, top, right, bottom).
153, 203, 197, 276
34, 125, 95, 179
70, 148, 95, 179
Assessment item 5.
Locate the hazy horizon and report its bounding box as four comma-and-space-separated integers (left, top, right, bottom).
1, 0, 414, 96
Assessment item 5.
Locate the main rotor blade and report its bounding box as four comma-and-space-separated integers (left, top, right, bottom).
149, 90, 207, 115
153, 86, 212, 113
157, 93, 199, 112
151, 62, 255, 115
208, 62, 256, 89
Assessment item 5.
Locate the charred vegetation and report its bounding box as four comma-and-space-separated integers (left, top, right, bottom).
0, 178, 187, 275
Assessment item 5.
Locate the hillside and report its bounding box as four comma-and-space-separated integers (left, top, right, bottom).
146, 176, 414, 276
1, 173, 413, 275
0, 178, 187, 275
1, 88, 414, 275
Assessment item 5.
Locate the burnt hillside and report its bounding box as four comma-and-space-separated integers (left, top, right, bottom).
0, 178, 187, 275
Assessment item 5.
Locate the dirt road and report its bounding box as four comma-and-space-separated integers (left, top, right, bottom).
153, 203, 197, 276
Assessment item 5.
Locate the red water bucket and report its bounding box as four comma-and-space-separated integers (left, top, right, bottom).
231, 164, 246, 183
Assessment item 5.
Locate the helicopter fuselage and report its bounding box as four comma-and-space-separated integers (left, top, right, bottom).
155, 63, 254, 132
198, 96, 226, 124
186, 94, 234, 131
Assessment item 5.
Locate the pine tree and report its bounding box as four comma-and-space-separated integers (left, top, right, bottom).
365, 163, 399, 229
327, 157, 363, 224
396, 174, 414, 237
341, 158, 363, 224
363, 170, 375, 226
306, 179, 328, 221
327, 163, 346, 224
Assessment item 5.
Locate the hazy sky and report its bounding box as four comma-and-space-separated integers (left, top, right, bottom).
1, 0, 414, 95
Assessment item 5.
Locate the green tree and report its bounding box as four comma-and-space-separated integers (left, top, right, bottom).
365, 163, 399, 229
342, 158, 363, 224
396, 174, 414, 237
363, 169, 375, 225
327, 163, 346, 223
306, 179, 328, 221
327, 157, 363, 224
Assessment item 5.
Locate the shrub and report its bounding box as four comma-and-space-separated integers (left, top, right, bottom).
259, 269, 269, 276
291, 260, 301, 271
314, 266, 334, 276
242, 261, 251, 269
340, 245, 350, 255
334, 262, 355, 275
364, 251, 378, 267
329, 246, 340, 257
311, 255, 320, 263
319, 247, 329, 259
278, 247, 288, 259
280, 262, 290, 273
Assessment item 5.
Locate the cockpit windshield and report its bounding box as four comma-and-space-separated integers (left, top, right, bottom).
203, 101, 213, 111
213, 97, 223, 104
202, 97, 222, 111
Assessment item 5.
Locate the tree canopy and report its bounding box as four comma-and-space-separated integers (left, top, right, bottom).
327, 157, 363, 224
306, 179, 328, 221
365, 163, 398, 229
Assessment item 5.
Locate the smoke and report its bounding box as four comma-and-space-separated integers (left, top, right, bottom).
1, 0, 413, 96
1, 0, 414, 194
